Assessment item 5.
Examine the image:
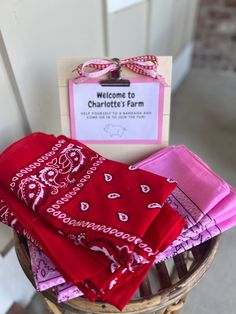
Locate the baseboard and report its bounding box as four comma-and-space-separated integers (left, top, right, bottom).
172, 41, 194, 93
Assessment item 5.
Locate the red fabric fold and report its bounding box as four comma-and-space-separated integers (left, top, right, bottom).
0, 133, 185, 310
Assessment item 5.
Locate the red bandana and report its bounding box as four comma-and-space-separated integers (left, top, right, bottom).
0, 133, 185, 309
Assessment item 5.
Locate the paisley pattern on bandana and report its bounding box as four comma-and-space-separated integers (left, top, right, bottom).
9, 139, 101, 212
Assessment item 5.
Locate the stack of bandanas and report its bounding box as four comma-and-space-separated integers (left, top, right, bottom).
136, 145, 236, 262
0, 133, 185, 310
21, 143, 236, 304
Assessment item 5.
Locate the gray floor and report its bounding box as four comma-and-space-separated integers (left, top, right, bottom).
25, 294, 48, 314
171, 68, 236, 314
170, 68, 236, 187
26, 68, 236, 313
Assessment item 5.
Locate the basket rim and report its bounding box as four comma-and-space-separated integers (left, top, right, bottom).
14, 233, 220, 314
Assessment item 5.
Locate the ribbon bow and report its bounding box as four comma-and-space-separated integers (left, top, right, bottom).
74, 56, 168, 86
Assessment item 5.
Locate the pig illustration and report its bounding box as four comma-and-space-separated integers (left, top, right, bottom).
104, 124, 126, 138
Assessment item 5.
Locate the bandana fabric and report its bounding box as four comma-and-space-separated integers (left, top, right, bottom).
27, 240, 66, 291
158, 213, 236, 261
136, 145, 230, 227
55, 283, 83, 303
0, 133, 185, 310
136, 145, 236, 262
172, 188, 236, 242
27, 240, 83, 302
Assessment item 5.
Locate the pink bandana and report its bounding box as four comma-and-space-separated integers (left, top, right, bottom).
137, 145, 236, 262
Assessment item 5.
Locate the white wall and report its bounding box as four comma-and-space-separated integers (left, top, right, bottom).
107, 1, 149, 56
0, 39, 28, 150
148, 0, 198, 57
0, 0, 106, 135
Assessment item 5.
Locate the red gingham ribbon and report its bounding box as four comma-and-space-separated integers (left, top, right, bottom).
74, 56, 168, 86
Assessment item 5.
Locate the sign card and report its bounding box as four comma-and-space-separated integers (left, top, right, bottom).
69, 77, 164, 144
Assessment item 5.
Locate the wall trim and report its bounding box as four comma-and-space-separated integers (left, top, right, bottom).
0, 30, 31, 135
172, 41, 194, 93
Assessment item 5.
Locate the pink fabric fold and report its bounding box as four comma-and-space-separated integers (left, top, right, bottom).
156, 214, 236, 262
136, 145, 230, 226
54, 283, 83, 303
27, 240, 83, 302
136, 145, 236, 262
27, 240, 65, 291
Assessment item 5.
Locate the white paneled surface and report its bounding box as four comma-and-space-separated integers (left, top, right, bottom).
0, 49, 26, 150
169, 0, 190, 57
184, 0, 199, 44
107, 1, 149, 56
0, 0, 106, 134
148, 0, 175, 55
172, 42, 194, 92
148, 0, 199, 57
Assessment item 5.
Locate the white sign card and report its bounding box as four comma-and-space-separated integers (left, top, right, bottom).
69, 77, 165, 144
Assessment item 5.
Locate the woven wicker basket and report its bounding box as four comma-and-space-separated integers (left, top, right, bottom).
14, 233, 220, 314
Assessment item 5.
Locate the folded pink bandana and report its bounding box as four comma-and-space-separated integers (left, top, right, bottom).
137, 145, 230, 227
157, 214, 236, 262
27, 240, 66, 291
175, 188, 236, 241
54, 283, 83, 303
136, 145, 236, 262
27, 240, 83, 302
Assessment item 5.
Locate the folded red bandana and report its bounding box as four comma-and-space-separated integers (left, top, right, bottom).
0, 133, 176, 264
0, 133, 185, 310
